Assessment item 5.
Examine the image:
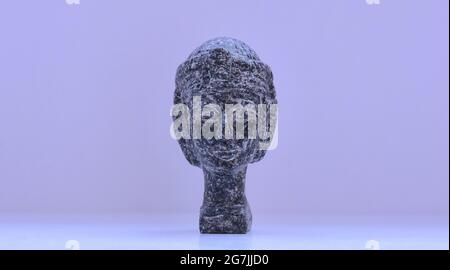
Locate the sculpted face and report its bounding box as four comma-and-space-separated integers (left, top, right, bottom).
174, 38, 277, 173
192, 88, 262, 172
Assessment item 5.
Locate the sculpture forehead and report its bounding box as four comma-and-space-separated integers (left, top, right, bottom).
179, 75, 269, 105
196, 88, 264, 105
176, 38, 273, 103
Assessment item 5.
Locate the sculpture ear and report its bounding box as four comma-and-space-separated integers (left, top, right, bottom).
250, 63, 277, 164
250, 149, 267, 164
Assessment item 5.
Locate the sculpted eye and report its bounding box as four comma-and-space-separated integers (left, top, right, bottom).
201, 114, 212, 124
243, 100, 255, 105
235, 95, 261, 106
202, 114, 212, 120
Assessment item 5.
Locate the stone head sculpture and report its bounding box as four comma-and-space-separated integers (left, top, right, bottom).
173, 37, 277, 233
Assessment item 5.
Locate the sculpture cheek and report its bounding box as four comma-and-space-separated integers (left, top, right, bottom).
179, 139, 201, 167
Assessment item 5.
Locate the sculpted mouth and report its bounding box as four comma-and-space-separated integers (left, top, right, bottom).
213, 149, 239, 161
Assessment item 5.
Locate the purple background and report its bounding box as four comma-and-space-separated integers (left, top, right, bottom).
0, 0, 448, 218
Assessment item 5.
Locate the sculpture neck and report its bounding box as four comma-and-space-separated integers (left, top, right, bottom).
202, 167, 247, 206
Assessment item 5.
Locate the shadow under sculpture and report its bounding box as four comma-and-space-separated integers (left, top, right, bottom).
173, 37, 277, 234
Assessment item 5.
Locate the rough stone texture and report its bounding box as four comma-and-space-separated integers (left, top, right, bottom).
174, 37, 277, 234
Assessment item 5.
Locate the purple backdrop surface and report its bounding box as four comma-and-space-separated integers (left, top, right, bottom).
0, 0, 448, 218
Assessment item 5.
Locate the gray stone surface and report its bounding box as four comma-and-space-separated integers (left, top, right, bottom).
174, 37, 277, 234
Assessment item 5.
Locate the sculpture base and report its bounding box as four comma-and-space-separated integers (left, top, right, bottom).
199, 203, 252, 234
